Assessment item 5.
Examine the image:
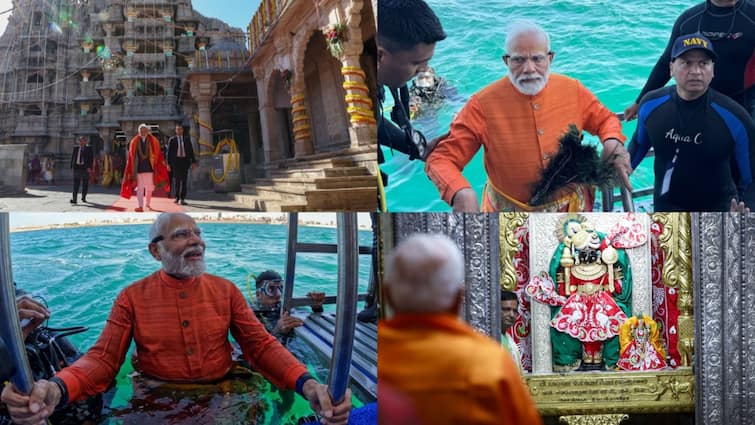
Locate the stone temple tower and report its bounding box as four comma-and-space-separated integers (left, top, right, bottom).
0, 0, 242, 167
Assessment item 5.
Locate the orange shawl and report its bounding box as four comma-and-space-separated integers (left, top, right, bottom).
120, 134, 170, 199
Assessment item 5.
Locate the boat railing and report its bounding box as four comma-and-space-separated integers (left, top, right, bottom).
600, 114, 656, 212
283, 212, 377, 401
600, 151, 656, 212
328, 213, 359, 403
0, 213, 35, 395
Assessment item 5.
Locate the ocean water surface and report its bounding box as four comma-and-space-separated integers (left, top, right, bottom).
10, 221, 372, 424
383, 0, 692, 211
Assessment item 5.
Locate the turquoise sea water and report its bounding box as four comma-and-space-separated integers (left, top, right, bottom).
383, 0, 692, 211
10, 222, 372, 424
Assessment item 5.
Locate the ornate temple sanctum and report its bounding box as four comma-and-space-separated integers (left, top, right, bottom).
0, 0, 376, 210
379, 212, 755, 425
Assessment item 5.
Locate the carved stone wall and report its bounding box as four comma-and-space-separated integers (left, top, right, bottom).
392, 213, 501, 338
695, 213, 755, 425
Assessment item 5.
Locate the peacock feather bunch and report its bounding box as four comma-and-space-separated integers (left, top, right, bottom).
529, 124, 619, 207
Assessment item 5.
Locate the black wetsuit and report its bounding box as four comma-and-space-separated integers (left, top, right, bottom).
377, 85, 423, 186
251, 301, 291, 343
636, 0, 755, 108
629, 86, 755, 211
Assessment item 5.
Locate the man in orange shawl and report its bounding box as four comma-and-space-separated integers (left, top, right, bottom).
121, 124, 170, 212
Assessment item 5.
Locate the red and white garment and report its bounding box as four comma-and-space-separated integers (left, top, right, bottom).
551, 288, 628, 342
617, 339, 667, 371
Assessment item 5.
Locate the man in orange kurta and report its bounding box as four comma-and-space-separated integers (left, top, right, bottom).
120, 124, 170, 212
379, 233, 543, 425
1, 213, 352, 425
426, 20, 631, 212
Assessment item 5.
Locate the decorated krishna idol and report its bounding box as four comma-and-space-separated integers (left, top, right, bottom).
526, 214, 648, 371
617, 314, 668, 371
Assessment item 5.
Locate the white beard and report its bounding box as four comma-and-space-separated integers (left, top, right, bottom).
512, 69, 550, 96
159, 245, 206, 278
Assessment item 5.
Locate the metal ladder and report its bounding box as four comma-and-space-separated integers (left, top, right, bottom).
282, 212, 377, 402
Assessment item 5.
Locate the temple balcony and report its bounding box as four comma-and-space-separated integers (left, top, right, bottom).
74, 81, 101, 101
100, 104, 124, 125
125, 21, 174, 38
129, 52, 170, 63
175, 5, 197, 22
12, 84, 49, 102
77, 114, 102, 132
191, 38, 250, 73
248, 0, 292, 53
14, 116, 49, 136
122, 95, 180, 121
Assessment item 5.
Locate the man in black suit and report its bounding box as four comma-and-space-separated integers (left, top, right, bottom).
166, 124, 196, 205
70, 136, 93, 204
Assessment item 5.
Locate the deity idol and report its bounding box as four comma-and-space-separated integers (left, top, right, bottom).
527, 214, 647, 370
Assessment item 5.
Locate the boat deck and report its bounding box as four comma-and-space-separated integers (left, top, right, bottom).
293, 312, 377, 401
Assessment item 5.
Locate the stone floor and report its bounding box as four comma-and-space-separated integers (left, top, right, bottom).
0, 183, 254, 213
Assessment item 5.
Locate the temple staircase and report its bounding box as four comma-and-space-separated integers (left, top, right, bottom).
233, 151, 376, 211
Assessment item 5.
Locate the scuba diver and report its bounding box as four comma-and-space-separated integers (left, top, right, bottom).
251, 270, 326, 343
252, 270, 304, 342
248, 270, 329, 425
1, 287, 109, 425
377, 0, 447, 210
408, 67, 448, 119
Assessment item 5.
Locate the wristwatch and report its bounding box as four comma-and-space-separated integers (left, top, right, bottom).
295, 373, 316, 397
48, 376, 69, 409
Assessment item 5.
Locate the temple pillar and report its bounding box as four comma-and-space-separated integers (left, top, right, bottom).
246, 104, 262, 182
189, 76, 217, 189
340, 0, 376, 148
290, 33, 314, 157
340, 56, 375, 149
253, 69, 279, 165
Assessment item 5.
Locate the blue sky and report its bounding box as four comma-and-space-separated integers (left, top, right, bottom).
0, 0, 263, 36
0, 0, 11, 36
190, 0, 263, 31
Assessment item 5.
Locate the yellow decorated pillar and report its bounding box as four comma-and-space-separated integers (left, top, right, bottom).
341, 59, 376, 148
338, 2, 377, 152
290, 83, 314, 156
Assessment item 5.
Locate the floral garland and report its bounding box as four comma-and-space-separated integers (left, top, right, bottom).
324, 23, 348, 58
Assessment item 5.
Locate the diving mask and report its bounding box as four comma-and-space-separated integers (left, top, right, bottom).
261, 279, 283, 297
414, 72, 435, 88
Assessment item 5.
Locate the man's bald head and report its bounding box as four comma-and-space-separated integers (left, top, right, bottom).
383, 233, 465, 314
